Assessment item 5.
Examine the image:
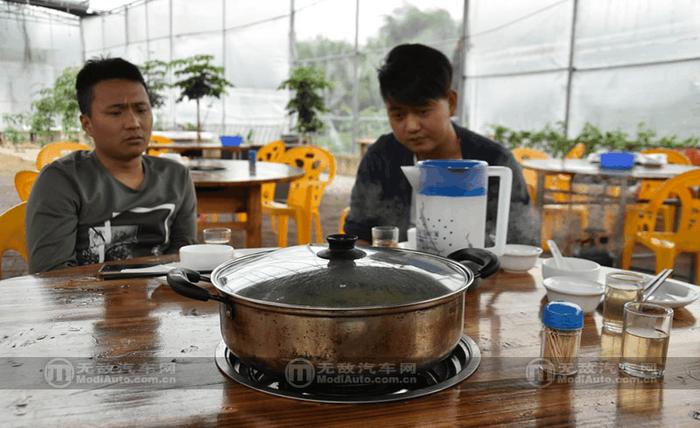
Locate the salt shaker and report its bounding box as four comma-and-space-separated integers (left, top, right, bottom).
541, 301, 583, 376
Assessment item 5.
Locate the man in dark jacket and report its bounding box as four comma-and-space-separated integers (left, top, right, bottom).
344, 43, 538, 246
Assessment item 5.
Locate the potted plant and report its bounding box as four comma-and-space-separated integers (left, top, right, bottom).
278, 66, 331, 144
170, 55, 233, 142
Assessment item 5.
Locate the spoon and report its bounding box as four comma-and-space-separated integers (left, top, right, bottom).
547, 240, 571, 270
642, 269, 673, 302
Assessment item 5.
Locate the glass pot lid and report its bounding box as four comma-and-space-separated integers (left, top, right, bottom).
212, 235, 472, 309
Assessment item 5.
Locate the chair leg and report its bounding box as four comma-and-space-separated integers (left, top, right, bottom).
313, 212, 323, 243
654, 247, 676, 274
294, 210, 311, 245
695, 253, 700, 286
621, 238, 635, 270
277, 215, 289, 247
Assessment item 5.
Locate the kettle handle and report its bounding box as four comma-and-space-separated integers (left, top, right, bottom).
447, 248, 500, 279
485, 166, 512, 256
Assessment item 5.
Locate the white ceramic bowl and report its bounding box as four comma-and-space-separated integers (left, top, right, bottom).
541, 257, 601, 281
499, 244, 543, 272
179, 244, 234, 271
543, 276, 605, 313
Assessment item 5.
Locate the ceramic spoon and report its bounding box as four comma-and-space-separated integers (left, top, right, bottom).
547, 240, 571, 270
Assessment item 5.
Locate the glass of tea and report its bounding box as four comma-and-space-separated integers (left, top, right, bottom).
371, 226, 399, 248
619, 302, 673, 379
203, 227, 231, 245
602, 272, 645, 333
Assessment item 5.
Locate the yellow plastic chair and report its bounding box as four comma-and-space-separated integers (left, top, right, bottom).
36, 141, 90, 169
14, 170, 39, 202
621, 169, 700, 282
263, 146, 336, 246
565, 143, 586, 159
512, 147, 588, 251
0, 202, 28, 278
625, 149, 693, 232
146, 135, 174, 156
257, 140, 287, 209
338, 206, 350, 234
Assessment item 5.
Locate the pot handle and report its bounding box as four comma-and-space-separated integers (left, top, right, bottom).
447, 248, 500, 279
167, 268, 228, 303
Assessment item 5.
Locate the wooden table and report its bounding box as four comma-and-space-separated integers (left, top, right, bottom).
521, 159, 699, 263
1, 258, 698, 426
147, 144, 263, 159
189, 159, 303, 247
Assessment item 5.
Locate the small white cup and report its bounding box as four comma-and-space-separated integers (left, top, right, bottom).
406, 227, 417, 250
179, 244, 234, 271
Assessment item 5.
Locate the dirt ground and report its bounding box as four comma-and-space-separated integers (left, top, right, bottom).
0, 150, 352, 278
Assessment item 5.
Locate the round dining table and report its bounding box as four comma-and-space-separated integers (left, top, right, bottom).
521, 158, 699, 264
188, 159, 304, 248
0, 256, 698, 426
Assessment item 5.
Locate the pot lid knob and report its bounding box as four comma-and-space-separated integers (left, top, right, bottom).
317, 234, 366, 260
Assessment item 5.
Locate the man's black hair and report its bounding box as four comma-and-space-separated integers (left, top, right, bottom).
378, 44, 453, 106
76, 57, 149, 116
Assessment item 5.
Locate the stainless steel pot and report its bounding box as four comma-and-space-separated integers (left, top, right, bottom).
167, 234, 498, 375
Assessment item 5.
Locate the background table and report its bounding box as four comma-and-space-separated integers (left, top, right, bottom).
189, 159, 303, 247
522, 158, 699, 263
1, 259, 698, 426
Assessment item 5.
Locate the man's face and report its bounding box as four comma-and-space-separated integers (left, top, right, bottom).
385, 90, 457, 156
80, 79, 152, 162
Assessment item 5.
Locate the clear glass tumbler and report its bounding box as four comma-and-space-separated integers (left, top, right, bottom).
602, 272, 645, 333
619, 302, 673, 379
371, 226, 399, 248
203, 227, 231, 245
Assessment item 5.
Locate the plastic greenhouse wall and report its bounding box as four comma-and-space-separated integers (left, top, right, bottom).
0, 3, 82, 121
1, 0, 699, 152
79, 0, 290, 144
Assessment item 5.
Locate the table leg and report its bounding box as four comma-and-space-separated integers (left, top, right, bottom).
613, 177, 629, 267
246, 185, 262, 248
535, 171, 545, 211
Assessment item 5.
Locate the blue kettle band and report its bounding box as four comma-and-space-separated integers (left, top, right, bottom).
418, 160, 487, 197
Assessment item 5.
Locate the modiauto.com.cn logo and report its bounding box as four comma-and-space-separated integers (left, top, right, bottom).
44, 358, 75, 388
285, 358, 315, 388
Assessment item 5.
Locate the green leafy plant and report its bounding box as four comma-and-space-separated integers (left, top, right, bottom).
30, 67, 81, 145
2, 113, 30, 148
278, 66, 332, 143
141, 59, 169, 109
491, 122, 698, 157
170, 54, 233, 141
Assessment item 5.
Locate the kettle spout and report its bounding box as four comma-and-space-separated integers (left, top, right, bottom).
400, 166, 420, 189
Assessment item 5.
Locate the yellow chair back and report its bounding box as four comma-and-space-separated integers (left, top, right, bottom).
147, 134, 174, 156
14, 170, 39, 202
257, 140, 286, 162
565, 143, 586, 159
0, 202, 28, 278
282, 146, 335, 207
637, 148, 692, 201
634, 169, 700, 238
36, 141, 90, 169
257, 141, 287, 206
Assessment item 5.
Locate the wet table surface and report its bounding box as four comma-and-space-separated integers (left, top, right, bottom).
1, 255, 699, 427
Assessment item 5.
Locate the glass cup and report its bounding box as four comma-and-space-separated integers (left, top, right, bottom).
619, 302, 673, 379
371, 226, 399, 248
602, 272, 645, 333
203, 227, 231, 245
